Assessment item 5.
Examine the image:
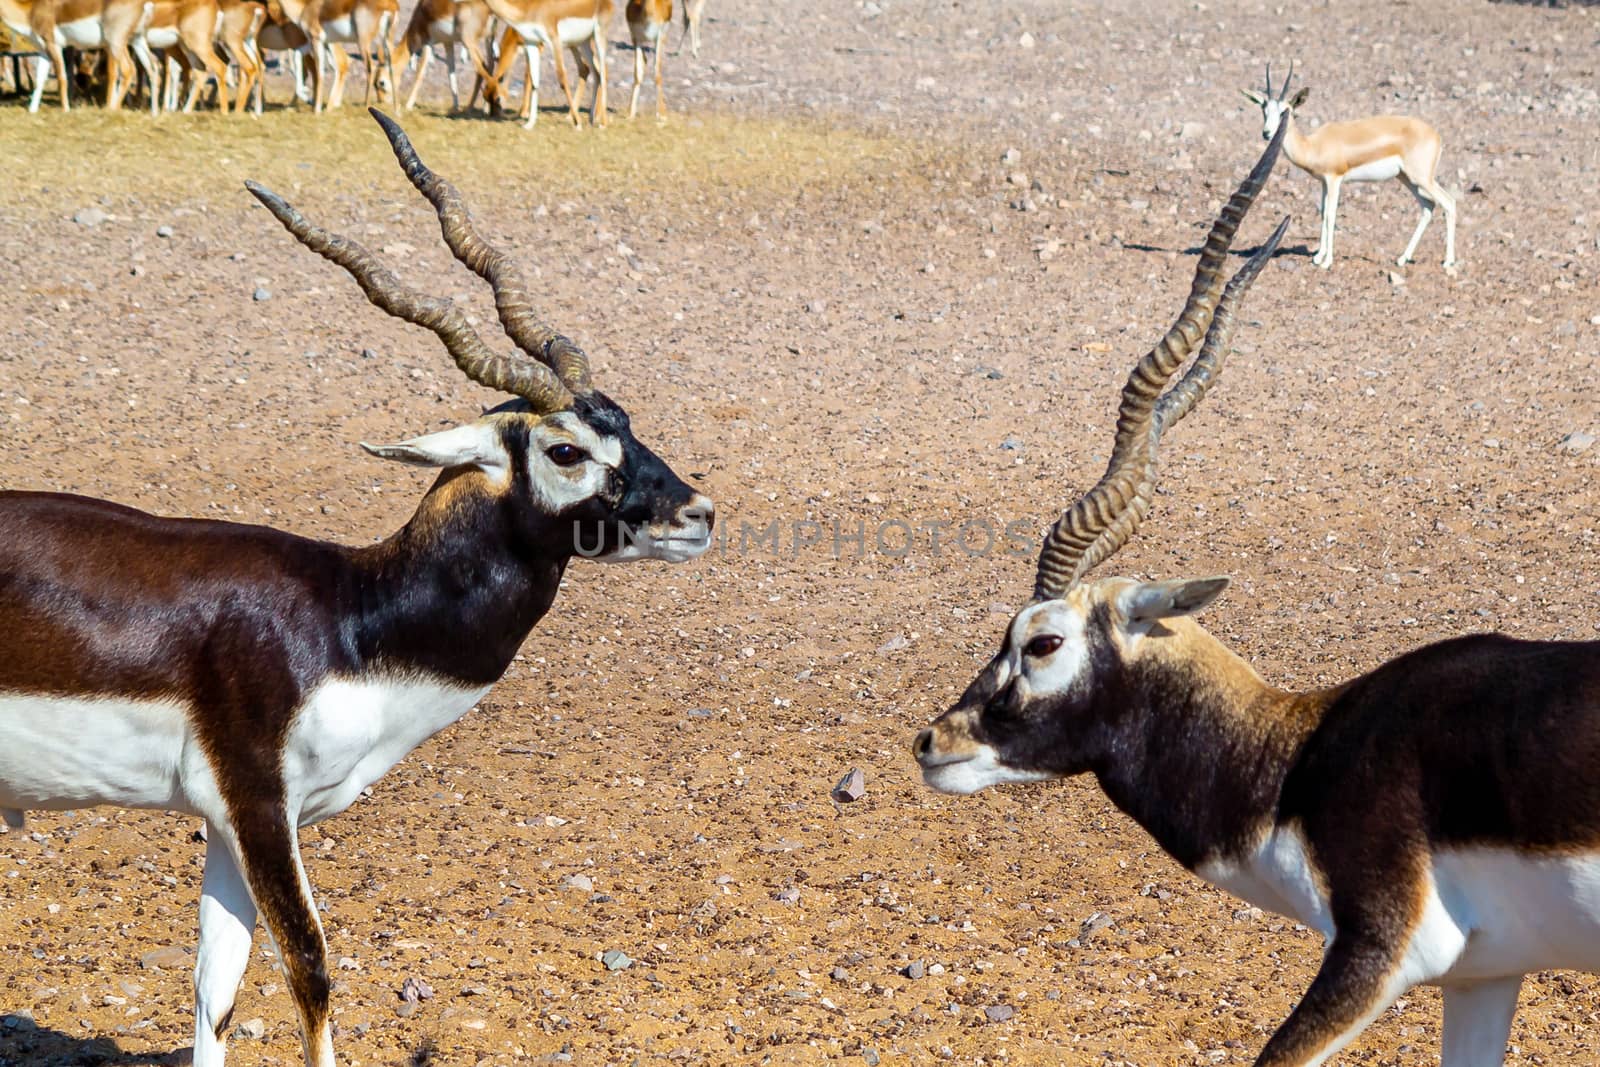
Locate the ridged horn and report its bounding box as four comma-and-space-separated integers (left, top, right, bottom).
1031, 125, 1287, 601
1063, 215, 1291, 582
369, 108, 594, 395
245, 181, 574, 414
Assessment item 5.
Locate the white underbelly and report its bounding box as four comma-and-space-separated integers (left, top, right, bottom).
1343, 155, 1404, 183
0, 692, 191, 815
285, 674, 489, 825
1426, 850, 1600, 980
55, 16, 105, 48
143, 26, 180, 49
321, 13, 355, 40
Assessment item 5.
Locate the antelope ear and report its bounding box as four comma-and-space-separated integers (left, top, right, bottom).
1240, 89, 1267, 106
361, 422, 509, 473
1121, 577, 1231, 623
1288, 87, 1309, 109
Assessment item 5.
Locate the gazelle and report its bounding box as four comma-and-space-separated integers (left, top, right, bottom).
479, 0, 610, 128
389, 0, 495, 111
915, 125, 1600, 1067
673, 0, 701, 57
0, 110, 713, 1067
624, 0, 667, 120
0, 0, 53, 111
267, 0, 395, 112
103, 0, 231, 114
3, 0, 107, 111
1243, 63, 1458, 270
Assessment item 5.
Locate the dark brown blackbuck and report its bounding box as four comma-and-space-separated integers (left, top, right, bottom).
916, 124, 1600, 1067
0, 110, 712, 1067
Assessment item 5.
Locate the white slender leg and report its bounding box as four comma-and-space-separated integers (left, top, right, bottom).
405, 44, 429, 109
628, 39, 642, 118
1314, 176, 1340, 269
191, 828, 258, 1067
1397, 177, 1434, 267
1441, 976, 1521, 1067
1432, 181, 1459, 268
28, 52, 50, 112
131, 38, 159, 115
520, 41, 540, 128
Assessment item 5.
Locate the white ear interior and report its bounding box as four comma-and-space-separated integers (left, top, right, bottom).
361, 422, 509, 475
1122, 577, 1231, 623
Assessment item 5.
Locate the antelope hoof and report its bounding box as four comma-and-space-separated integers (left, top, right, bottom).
1395, 255, 1412, 267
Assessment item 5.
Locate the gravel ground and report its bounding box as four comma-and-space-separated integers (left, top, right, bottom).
2, 0, 1600, 1063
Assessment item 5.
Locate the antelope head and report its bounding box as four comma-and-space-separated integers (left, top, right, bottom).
246, 109, 713, 565
1241, 61, 1309, 142
913, 128, 1288, 796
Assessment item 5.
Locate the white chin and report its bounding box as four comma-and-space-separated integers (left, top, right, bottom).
920, 748, 1053, 795
595, 534, 712, 564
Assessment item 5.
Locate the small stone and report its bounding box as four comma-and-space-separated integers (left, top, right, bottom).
399, 976, 434, 1004
1018, 31, 1035, 48
139, 946, 191, 971
252, 287, 272, 302
395, 1000, 419, 1018
559, 873, 594, 893
876, 633, 909, 654
862, 1049, 880, 1066
156, 225, 174, 238
831, 767, 866, 803
902, 960, 926, 980
774, 885, 801, 905
1559, 431, 1595, 454
1387, 271, 1406, 286
1178, 121, 1205, 140
983, 1004, 1016, 1023
233, 1017, 266, 1040
1000, 147, 1021, 166
360, 348, 379, 360
830, 966, 850, 982
805, 299, 826, 314
1006, 171, 1029, 188
336, 956, 360, 971
685, 707, 715, 719
74, 207, 108, 227
1079, 911, 1114, 940
1000, 436, 1023, 451
601, 949, 632, 971
1127, 198, 1151, 211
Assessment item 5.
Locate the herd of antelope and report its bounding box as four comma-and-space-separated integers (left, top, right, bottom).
4, 19, 1591, 1064
0, 0, 706, 121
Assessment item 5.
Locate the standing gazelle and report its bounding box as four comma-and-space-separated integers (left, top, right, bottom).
0, 110, 712, 1067
914, 128, 1600, 1067
1243, 63, 1458, 271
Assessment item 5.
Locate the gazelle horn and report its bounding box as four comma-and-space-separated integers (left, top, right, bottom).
369, 109, 594, 396
244, 182, 574, 414
1031, 124, 1287, 601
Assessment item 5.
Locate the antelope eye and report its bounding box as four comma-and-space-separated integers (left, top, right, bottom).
546, 444, 587, 467
1024, 635, 1063, 659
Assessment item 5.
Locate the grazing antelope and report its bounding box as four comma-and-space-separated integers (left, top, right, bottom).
479, 0, 610, 128
914, 126, 1600, 1067
103, 0, 231, 113
389, 0, 494, 111
268, 0, 394, 111
0, 0, 53, 110
3, 0, 107, 111
673, 0, 700, 57
624, 0, 667, 120
0, 111, 713, 1067
1243, 63, 1458, 270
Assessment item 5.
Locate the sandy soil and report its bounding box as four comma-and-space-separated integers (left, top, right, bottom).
3, 0, 1600, 1063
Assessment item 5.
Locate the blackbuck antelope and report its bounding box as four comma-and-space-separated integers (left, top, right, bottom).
915, 127, 1600, 1067
0, 110, 712, 1067
1243, 63, 1458, 271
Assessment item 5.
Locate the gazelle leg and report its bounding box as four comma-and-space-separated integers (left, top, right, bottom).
652, 35, 665, 119
549, 36, 578, 126
628, 39, 642, 118
405, 44, 430, 109
519, 42, 540, 128
592, 30, 606, 125
231, 809, 334, 1067
1441, 976, 1521, 1067
47, 40, 71, 112
131, 39, 159, 115
311, 33, 326, 111
1428, 179, 1458, 268
1396, 175, 1434, 267
191, 828, 258, 1067
1313, 176, 1340, 270
27, 53, 50, 112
